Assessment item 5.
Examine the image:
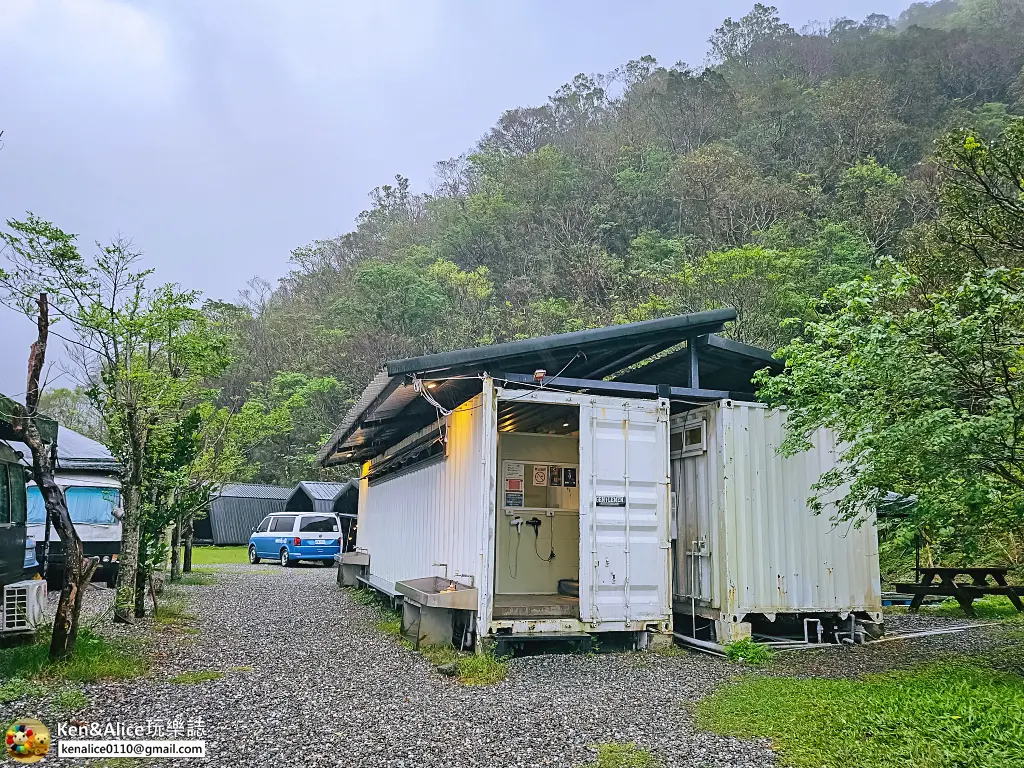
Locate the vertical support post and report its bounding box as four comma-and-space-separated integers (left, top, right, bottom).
689, 338, 700, 389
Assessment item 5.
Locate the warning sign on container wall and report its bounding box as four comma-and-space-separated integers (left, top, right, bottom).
532, 465, 548, 486
505, 492, 524, 507
504, 462, 524, 479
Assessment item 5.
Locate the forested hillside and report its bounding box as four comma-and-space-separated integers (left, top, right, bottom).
216, 0, 1024, 485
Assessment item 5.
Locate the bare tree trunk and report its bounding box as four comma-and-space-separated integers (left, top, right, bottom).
114, 467, 142, 623
170, 516, 181, 581
182, 514, 193, 574
10, 294, 98, 661
134, 533, 148, 618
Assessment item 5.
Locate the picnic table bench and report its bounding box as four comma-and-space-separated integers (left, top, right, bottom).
894, 566, 1024, 618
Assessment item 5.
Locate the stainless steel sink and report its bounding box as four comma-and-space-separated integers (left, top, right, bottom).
340, 551, 370, 566
395, 576, 478, 611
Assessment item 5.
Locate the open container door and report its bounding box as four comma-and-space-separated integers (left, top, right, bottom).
578, 397, 671, 629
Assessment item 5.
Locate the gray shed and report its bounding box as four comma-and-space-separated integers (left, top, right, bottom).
208, 484, 291, 545
285, 480, 359, 551
284, 481, 347, 513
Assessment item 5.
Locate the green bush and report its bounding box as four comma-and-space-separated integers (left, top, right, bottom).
723, 638, 774, 665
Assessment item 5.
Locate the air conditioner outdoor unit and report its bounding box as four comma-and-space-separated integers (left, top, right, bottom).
2, 580, 47, 634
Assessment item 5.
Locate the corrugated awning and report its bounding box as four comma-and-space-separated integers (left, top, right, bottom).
318, 310, 781, 467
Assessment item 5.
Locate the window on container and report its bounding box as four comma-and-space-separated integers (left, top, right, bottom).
270, 516, 296, 532
299, 515, 339, 533
674, 420, 707, 458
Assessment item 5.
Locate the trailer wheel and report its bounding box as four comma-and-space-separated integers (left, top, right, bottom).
248, 545, 261, 565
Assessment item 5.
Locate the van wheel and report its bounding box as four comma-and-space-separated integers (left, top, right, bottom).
280, 548, 292, 567
248, 545, 260, 565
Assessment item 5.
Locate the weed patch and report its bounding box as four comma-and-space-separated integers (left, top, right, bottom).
53, 687, 88, 712
420, 644, 509, 686
168, 670, 224, 685
723, 638, 773, 665
697, 660, 1024, 768
153, 597, 196, 630
0, 677, 43, 703
172, 570, 218, 586
582, 743, 663, 768
0, 629, 148, 683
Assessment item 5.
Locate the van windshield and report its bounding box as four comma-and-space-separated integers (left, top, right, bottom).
27, 486, 121, 525
299, 515, 339, 533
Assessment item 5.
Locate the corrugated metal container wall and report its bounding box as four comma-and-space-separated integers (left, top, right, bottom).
358, 393, 485, 591
672, 400, 881, 618
209, 497, 287, 545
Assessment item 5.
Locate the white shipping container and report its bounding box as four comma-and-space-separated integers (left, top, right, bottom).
356, 378, 673, 640
671, 400, 882, 642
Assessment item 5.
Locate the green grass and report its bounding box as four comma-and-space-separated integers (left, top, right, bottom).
0, 677, 44, 702
153, 597, 196, 628
53, 687, 88, 712
375, 609, 403, 637
172, 570, 218, 586
723, 638, 774, 665
420, 644, 510, 686
168, 670, 224, 685
697, 661, 1024, 768
932, 595, 1024, 622
346, 586, 383, 606
188, 546, 249, 565
582, 743, 663, 768
0, 629, 148, 683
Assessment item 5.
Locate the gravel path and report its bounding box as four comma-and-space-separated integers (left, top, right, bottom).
3, 565, 1017, 767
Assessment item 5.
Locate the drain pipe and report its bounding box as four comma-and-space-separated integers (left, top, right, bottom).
673, 633, 727, 657
690, 540, 698, 638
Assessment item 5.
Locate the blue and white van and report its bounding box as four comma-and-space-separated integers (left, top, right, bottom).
248, 512, 341, 567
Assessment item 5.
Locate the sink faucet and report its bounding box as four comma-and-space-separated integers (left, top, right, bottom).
454, 571, 475, 587
432, 562, 448, 579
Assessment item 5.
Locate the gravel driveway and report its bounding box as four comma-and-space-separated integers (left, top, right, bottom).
4, 565, 1015, 767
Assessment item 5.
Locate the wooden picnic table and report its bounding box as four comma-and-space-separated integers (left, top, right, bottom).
894, 566, 1024, 618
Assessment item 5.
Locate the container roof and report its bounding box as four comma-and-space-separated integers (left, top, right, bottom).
318, 310, 781, 467
215, 483, 293, 500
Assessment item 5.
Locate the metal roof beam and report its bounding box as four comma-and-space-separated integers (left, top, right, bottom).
386, 309, 736, 376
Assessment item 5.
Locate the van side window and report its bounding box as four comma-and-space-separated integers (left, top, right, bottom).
270, 516, 296, 533
256, 517, 271, 533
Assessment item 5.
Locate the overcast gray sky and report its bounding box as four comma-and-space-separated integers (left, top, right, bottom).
0, 0, 908, 395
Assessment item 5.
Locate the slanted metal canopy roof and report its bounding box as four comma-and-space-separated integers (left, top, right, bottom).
318, 309, 780, 467
387, 308, 737, 379
618, 334, 782, 394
